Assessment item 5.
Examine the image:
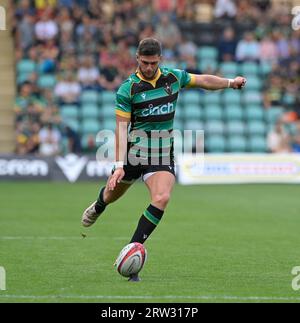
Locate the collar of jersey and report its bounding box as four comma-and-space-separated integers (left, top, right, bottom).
136, 68, 162, 88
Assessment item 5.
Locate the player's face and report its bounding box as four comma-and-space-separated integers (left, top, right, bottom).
137, 55, 161, 80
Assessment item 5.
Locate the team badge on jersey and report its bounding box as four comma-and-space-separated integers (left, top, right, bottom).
164, 82, 172, 95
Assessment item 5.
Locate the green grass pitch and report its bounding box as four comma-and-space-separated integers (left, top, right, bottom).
0, 182, 300, 303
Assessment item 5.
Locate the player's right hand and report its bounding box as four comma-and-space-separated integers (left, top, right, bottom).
232, 76, 247, 89
108, 168, 125, 191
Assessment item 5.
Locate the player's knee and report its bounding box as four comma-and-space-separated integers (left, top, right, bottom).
152, 192, 171, 208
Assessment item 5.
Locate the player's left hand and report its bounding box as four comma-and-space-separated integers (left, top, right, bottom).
108, 168, 125, 191
232, 76, 247, 90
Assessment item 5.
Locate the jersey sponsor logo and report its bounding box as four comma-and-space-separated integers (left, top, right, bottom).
141, 102, 174, 117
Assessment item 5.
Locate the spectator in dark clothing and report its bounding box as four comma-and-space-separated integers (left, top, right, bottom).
98, 58, 122, 91
64, 125, 82, 154
218, 27, 237, 61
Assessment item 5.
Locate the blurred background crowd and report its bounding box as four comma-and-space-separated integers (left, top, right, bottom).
11, 0, 300, 156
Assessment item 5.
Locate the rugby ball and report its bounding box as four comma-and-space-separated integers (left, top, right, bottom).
115, 242, 147, 277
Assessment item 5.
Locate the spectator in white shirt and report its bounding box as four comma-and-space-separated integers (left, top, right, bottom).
267, 119, 291, 153
54, 71, 81, 105
35, 10, 58, 41
236, 32, 260, 62
177, 35, 197, 61
39, 123, 61, 156
77, 55, 100, 90
214, 0, 237, 19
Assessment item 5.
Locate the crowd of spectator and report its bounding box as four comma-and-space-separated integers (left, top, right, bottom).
11, 0, 300, 155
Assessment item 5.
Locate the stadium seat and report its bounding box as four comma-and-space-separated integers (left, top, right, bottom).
282, 93, 296, 106
244, 76, 262, 91
243, 91, 263, 105
175, 104, 183, 118
244, 105, 264, 121
205, 120, 225, 135
101, 91, 116, 104
185, 120, 204, 131
224, 105, 243, 121
203, 105, 223, 120
181, 90, 202, 105
260, 61, 272, 76
285, 122, 298, 136
163, 61, 177, 69
227, 135, 247, 152
198, 59, 218, 72
101, 105, 115, 118
81, 119, 101, 134
129, 46, 137, 56
17, 73, 31, 85
240, 62, 259, 75
205, 135, 226, 152
203, 92, 221, 105
248, 136, 267, 152
183, 104, 202, 119
247, 121, 266, 136
219, 62, 238, 78
197, 46, 218, 60
173, 118, 184, 131
223, 91, 241, 105
37, 75, 56, 88
102, 119, 116, 131
226, 121, 246, 135
60, 105, 79, 120
64, 118, 80, 132
265, 106, 284, 124
81, 104, 99, 119
80, 90, 98, 104
17, 59, 36, 74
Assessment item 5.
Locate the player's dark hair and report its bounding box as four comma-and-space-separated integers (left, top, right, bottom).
137, 38, 162, 56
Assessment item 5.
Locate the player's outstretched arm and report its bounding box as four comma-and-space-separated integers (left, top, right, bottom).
189, 74, 247, 90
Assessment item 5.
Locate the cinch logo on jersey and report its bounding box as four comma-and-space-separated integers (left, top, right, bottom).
141, 102, 174, 117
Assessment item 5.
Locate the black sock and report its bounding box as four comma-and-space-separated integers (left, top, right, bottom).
95, 187, 107, 214
130, 204, 164, 244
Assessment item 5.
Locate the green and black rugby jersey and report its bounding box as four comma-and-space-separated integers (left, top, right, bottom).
115, 67, 196, 163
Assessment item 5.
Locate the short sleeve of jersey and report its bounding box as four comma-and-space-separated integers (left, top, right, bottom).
171, 68, 192, 88
115, 80, 132, 117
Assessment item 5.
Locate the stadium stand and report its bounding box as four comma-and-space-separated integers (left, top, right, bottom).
0, 0, 15, 153
9, 0, 300, 155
